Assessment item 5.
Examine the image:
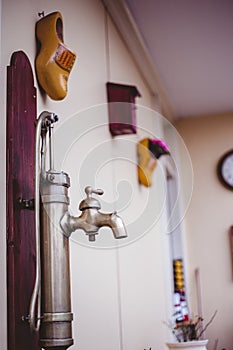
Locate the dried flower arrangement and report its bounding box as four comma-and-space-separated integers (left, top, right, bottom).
165, 310, 217, 342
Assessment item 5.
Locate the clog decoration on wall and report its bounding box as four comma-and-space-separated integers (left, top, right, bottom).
137, 138, 170, 187
35, 11, 76, 100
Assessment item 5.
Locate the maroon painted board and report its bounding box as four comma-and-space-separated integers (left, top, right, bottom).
6, 51, 40, 350
106, 82, 141, 136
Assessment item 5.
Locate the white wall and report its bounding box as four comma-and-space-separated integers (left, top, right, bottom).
0, 1, 176, 349
176, 114, 233, 350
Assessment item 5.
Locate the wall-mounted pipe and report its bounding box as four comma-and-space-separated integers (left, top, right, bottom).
40, 169, 73, 350
29, 111, 73, 350
28, 111, 127, 350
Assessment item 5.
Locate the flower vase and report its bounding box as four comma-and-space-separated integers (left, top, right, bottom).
166, 340, 208, 350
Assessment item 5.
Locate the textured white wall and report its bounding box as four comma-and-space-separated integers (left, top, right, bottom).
176, 114, 233, 350
0, 1, 175, 350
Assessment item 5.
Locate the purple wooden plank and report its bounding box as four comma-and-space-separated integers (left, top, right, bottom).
6, 51, 40, 350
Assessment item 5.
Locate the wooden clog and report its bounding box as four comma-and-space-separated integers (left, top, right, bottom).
35, 11, 76, 100
137, 138, 157, 187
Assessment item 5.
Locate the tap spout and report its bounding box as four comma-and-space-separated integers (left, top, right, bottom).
60, 209, 127, 241
95, 211, 127, 239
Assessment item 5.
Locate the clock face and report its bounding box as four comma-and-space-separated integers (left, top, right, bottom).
217, 150, 233, 190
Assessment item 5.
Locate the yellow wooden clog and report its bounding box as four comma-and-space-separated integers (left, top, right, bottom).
35, 11, 76, 100
137, 138, 157, 187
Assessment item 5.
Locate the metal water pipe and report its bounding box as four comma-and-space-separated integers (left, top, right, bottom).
28, 111, 127, 350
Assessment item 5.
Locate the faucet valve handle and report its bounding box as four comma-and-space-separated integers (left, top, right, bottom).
79, 186, 104, 211
85, 186, 104, 197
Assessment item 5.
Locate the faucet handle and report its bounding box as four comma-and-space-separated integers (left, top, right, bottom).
79, 186, 103, 211
85, 186, 104, 197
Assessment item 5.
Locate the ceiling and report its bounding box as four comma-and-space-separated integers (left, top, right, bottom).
125, 0, 233, 119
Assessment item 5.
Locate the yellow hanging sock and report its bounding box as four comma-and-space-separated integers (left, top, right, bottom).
137, 138, 157, 187
35, 11, 76, 100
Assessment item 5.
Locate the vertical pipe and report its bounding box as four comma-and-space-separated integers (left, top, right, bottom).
40, 170, 73, 350
48, 124, 54, 171
29, 112, 46, 332
30, 111, 55, 332
29, 112, 73, 349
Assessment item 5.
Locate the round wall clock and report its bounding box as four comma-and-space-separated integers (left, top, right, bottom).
217, 150, 233, 190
